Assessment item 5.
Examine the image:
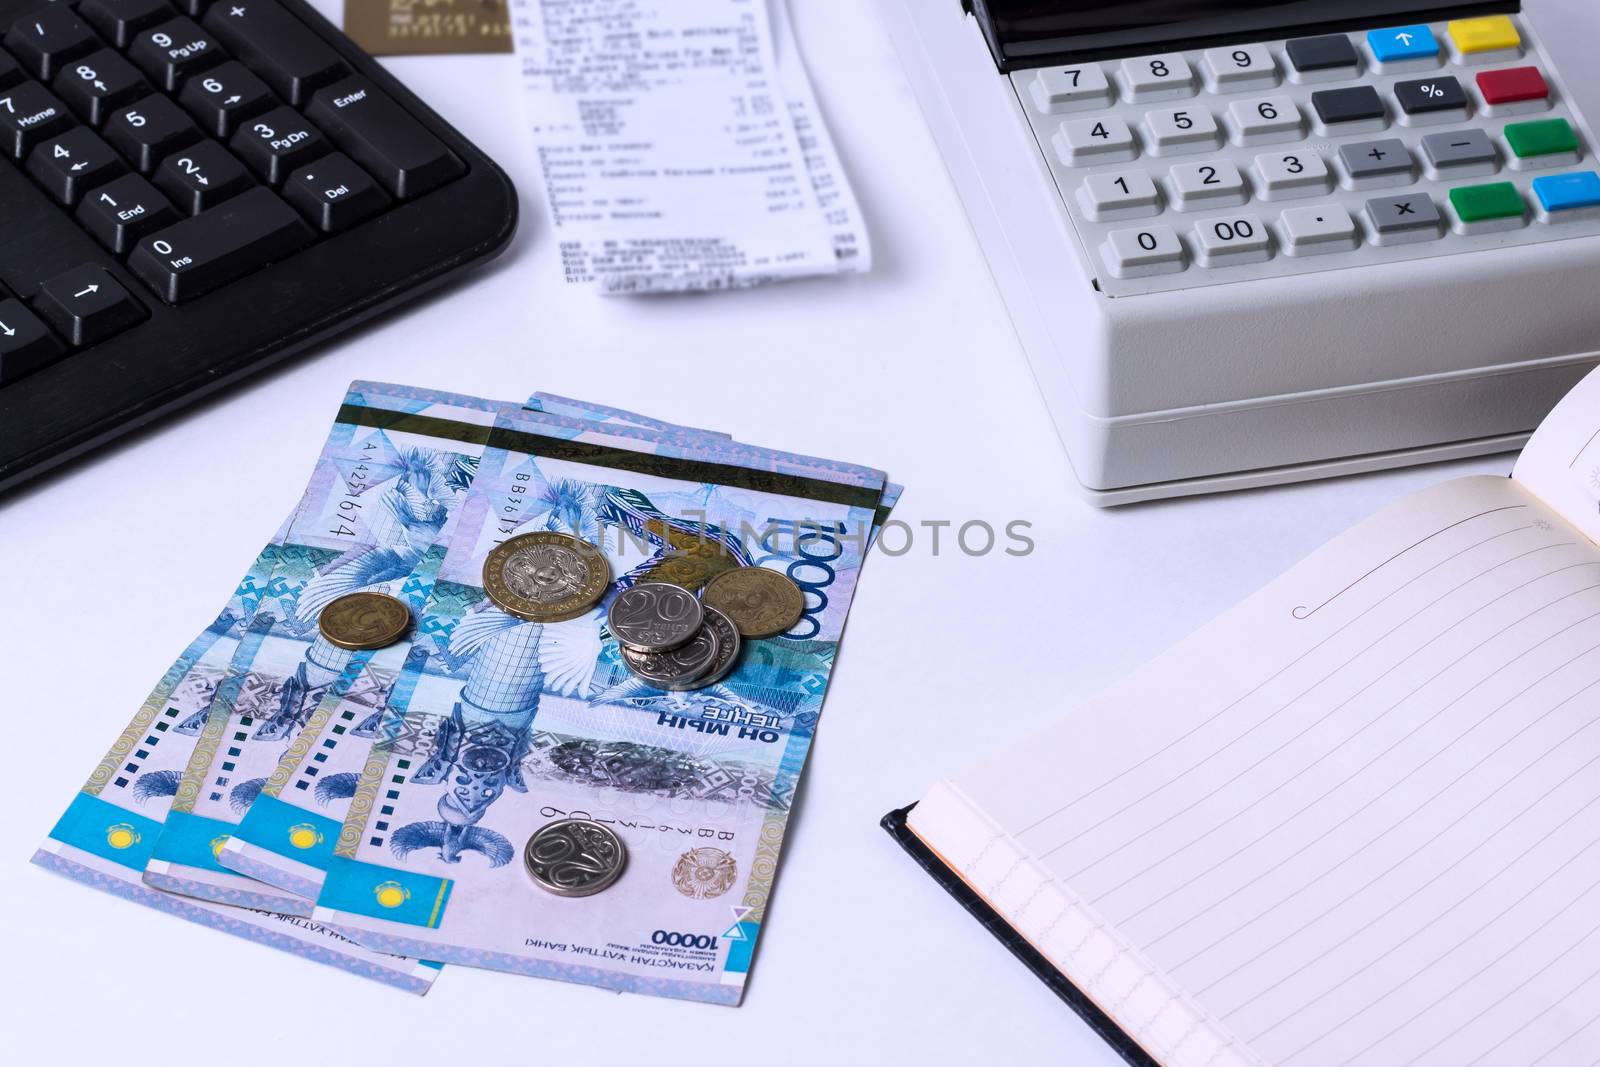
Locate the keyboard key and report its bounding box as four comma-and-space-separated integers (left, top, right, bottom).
306, 77, 465, 199
283, 151, 389, 233
1422, 128, 1499, 177
1193, 213, 1271, 267
202, 0, 348, 106
154, 137, 253, 212
1286, 35, 1359, 78
0, 297, 66, 384
1253, 150, 1331, 199
104, 93, 200, 171
177, 60, 274, 136
75, 171, 180, 251
4, 7, 100, 81
1312, 86, 1387, 132
1476, 67, 1550, 116
1279, 205, 1359, 255
1366, 25, 1439, 68
129, 17, 223, 91
34, 264, 146, 345
26, 125, 127, 204
1337, 138, 1413, 187
1394, 76, 1468, 123
1200, 44, 1277, 92
1505, 118, 1580, 169
1075, 169, 1160, 222
128, 185, 314, 301
1143, 106, 1219, 154
229, 104, 327, 184
1101, 224, 1184, 278
1028, 64, 1111, 114
1167, 159, 1246, 211
1118, 54, 1194, 102
52, 49, 149, 126
1449, 181, 1525, 232
1364, 194, 1443, 244
0, 81, 74, 159
1053, 114, 1136, 165
1533, 171, 1600, 221
1226, 95, 1302, 145
79, 0, 178, 48
1447, 15, 1522, 62
0, 49, 23, 91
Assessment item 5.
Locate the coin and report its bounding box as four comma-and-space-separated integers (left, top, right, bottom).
621, 620, 721, 690
702, 566, 806, 638
317, 591, 412, 650
607, 582, 703, 651
693, 605, 742, 688
482, 532, 610, 622
523, 818, 627, 898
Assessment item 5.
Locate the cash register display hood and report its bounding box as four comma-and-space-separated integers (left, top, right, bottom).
969, 0, 1521, 70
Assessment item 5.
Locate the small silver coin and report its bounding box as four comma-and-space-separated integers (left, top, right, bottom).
607, 582, 704, 652
524, 818, 628, 898
621, 621, 720, 689
692, 605, 742, 689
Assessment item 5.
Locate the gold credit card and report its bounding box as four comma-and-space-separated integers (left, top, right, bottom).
344, 0, 511, 56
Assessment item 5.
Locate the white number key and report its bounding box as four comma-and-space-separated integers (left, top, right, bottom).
1144, 107, 1221, 154
1168, 160, 1248, 211
1102, 224, 1186, 278
1194, 214, 1273, 266
1054, 115, 1138, 165
1279, 205, 1361, 255
1253, 151, 1332, 199
1202, 44, 1280, 92
1120, 54, 1196, 101
1077, 170, 1161, 221
1030, 65, 1113, 114
1227, 95, 1304, 144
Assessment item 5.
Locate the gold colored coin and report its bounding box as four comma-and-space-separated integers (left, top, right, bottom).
701, 566, 806, 638
482, 532, 611, 622
317, 591, 412, 651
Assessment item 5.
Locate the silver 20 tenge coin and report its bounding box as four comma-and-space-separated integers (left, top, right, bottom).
524, 818, 628, 898
607, 582, 703, 651
621, 621, 720, 690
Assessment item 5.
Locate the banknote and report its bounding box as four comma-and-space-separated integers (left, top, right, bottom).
310, 408, 888, 1003
527, 392, 734, 440
344, 0, 510, 56
28, 383, 508, 992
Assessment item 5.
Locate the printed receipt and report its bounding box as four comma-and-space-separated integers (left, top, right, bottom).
509, 0, 871, 293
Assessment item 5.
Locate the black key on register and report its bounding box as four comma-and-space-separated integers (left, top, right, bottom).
129, 17, 223, 91
177, 59, 274, 136
4, 7, 100, 81
52, 48, 149, 126
0, 49, 25, 91
0, 298, 66, 385
0, 81, 75, 159
284, 151, 388, 232
80, 0, 178, 48
1313, 86, 1386, 126
306, 77, 463, 199
76, 172, 180, 252
34, 265, 147, 346
229, 104, 326, 183
1286, 34, 1359, 75
154, 138, 254, 212
202, 0, 346, 106
105, 93, 201, 170
27, 126, 128, 203
128, 185, 314, 302
1395, 76, 1468, 116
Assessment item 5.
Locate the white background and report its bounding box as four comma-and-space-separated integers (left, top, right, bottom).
3, 1, 1595, 1062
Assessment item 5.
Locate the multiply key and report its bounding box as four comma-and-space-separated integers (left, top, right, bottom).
203, 0, 347, 106
0, 81, 75, 159
4, 7, 100, 81
129, 17, 223, 91
128, 185, 314, 302
306, 77, 463, 199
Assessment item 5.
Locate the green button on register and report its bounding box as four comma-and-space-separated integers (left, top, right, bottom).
1505, 118, 1579, 159
1450, 181, 1526, 222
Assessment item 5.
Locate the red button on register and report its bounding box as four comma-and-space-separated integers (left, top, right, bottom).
1477, 66, 1550, 105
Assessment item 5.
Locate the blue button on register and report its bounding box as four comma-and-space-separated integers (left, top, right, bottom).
1367, 25, 1440, 63
1533, 172, 1600, 213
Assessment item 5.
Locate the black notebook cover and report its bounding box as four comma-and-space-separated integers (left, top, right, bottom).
882, 804, 1159, 1067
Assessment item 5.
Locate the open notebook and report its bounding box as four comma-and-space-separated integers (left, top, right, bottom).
889, 367, 1600, 1067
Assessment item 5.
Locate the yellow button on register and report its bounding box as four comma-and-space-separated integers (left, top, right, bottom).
1447, 15, 1522, 56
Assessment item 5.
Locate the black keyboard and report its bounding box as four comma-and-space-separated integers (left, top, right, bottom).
0, 0, 516, 494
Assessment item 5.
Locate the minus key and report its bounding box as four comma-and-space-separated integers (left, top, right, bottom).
1422, 128, 1500, 178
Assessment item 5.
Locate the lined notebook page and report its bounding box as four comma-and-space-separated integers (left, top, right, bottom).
933, 474, 1600, 1067
1516, 364, 1600, 546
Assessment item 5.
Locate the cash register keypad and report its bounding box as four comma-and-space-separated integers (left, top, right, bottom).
1015, 15, 1600, 297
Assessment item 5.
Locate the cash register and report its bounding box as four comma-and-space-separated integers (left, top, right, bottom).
878, 1, 1600, 504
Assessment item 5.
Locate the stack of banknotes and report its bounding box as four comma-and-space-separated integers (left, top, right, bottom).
32, 383, 898, 1002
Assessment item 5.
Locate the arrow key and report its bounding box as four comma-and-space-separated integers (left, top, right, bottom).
52, 49, 150, 127
33, 265, 147, 347
154, 137, 254, 213
26, 126, 129, 205
178, 60, 275, 137
76, 172, 180, 254
0, 298, 67, 385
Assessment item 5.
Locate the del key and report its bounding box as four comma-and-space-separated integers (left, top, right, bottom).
306, 77, 464, 199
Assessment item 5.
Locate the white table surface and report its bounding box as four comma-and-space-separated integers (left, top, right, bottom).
3, 1, 1594, 1062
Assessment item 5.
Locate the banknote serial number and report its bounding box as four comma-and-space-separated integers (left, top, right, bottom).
653, 930, 718, 950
